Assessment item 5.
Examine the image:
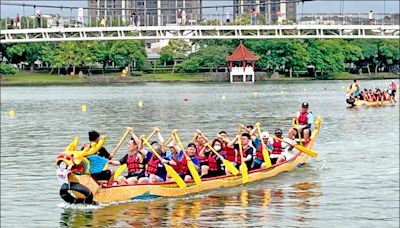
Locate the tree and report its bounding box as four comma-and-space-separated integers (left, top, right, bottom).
340, 40, 363, 72
5, 44, 26, 64
109, 40, 147, 75
89, 41, 111, 74
160, 40, 191, 73
307, 40, 345, 76
177, 44, 232, 73
350, 39, 379, 76
376, 40, 399, 75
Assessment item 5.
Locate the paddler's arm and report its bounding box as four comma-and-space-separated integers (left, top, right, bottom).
138, 135, 150, 156
154, 127, 166, 152
171, 129, 182, 152
227, 136, 238, 148
129, 128, 141, 147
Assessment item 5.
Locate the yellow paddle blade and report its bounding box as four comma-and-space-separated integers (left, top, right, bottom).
165, 163, 187, 189
114, 164, 127, 179
294, 144, 318, 158
223, 159, 239, 175
262, 148, 272, 168
187, 161, 201, 185
240, 164, 248, 184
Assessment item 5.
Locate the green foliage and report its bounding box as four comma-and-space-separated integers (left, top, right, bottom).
307, 39, 345, 74
109, 40, 147, 70
177, 44, 233, 72
160, 40, 191, 64
0, 63, 18, 74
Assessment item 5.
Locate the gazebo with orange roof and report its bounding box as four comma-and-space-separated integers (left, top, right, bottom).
226, 42, 259, 83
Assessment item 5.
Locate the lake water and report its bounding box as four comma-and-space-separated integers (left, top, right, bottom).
1, 80, 399, 227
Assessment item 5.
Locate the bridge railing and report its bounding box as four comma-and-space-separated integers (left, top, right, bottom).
1, 12, 398, 30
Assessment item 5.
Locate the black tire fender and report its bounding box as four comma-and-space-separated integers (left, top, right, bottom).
346, 98, 355, 104
59, 182, 93, 204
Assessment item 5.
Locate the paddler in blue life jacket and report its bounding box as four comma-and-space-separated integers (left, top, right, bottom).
288, 102, 314, 142
108, 127, 147, 185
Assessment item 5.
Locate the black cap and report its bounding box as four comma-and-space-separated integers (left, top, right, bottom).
275, 129, 283, 136
187, 142, 197, 149
302, 102, 309, 108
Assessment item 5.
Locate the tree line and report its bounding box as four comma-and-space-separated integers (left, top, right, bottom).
1, 39, 399, 76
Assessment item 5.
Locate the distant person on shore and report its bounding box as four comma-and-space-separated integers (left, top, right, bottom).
176, 9, 182, 25
100, 17, 106, 27
131, 12, 138, 27
181, 10, 186, 26
16, 13, 21, 29
225, 11, 231, 23
368, 10, 374, 25
77, 7, 84, 27
251, 8, 257, 25
276, 11, 283, 25
36, 10, 41, 28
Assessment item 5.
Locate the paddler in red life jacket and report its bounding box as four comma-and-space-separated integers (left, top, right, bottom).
268, 129, 296, 165
216, 130, 238, 175
83, 130, 114, 185
200, 138, 226, 178
288, 102, 314, 142
253, 131, 270, 169
228, 132, 255, 170
108, 128, 146, 185
168, 133, 201, 182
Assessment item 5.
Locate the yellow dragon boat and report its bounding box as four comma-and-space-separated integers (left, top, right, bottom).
55, 117, 322, 204
346, 98, 397, 107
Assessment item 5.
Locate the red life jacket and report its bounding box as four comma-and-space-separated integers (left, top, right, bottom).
224, 144, 236, 162
146, 155, 160, 175
169, 153, 180, 171
177, 156, 189, 174
208, 153, 219, 172
256, 144, 265, 161
196, 145, 205, 155
298, 112, 309, 125
272, 139, 283, 155
127, 153, 144, 173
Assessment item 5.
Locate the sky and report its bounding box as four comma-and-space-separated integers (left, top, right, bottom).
1, 0, 399, 18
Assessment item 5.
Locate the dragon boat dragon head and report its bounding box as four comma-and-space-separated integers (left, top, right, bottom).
55, 136, 107, 182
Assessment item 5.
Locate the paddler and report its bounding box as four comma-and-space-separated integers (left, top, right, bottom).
288, 102, 314, 142
108, 127, 147, 185
267, 129, 296, 165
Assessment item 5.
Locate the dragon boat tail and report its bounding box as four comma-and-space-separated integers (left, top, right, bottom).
55, 117, 322, 204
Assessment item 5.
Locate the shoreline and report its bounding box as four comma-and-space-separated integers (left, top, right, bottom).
1, 72, 399, 86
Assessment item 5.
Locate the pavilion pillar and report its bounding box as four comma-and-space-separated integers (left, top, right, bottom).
243, 60, 246, 82
252, 61, 255, 82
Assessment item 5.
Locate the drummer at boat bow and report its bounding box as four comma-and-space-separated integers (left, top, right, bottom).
288, 102, 314, 142
83, 130, 114, 185
108, 127, 148, 185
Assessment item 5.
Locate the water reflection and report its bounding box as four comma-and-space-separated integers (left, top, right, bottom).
60, 182, 321, 227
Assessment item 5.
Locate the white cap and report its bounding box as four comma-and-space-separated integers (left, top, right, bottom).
166, 142, 174, 148
261, 131, 269, 139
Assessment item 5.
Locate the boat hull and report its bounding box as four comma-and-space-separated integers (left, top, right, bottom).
65, 117, 322, 204
347, 99, 397, 107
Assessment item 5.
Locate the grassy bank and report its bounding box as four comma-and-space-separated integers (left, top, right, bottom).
1, 71, 398, 86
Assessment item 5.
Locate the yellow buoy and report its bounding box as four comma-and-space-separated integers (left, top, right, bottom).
304, 88, 308, 92
221, 95, 226, 100
138, 101, 143, 108
81, 105, 87, 112
252, 92, 257, 97
280, 91, 284, 94
9, 110, 15, 118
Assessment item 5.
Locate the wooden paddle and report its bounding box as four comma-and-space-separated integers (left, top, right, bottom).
255, 123, 272, 168
206, 143, 239, 175
272, 135, 318, 158
110, 128, 130, 158
237, 134, 248, 184
294, 118, 303, 146
142, 137, 187, 189
174, 132, 202, 185
114, 129, 157, 179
